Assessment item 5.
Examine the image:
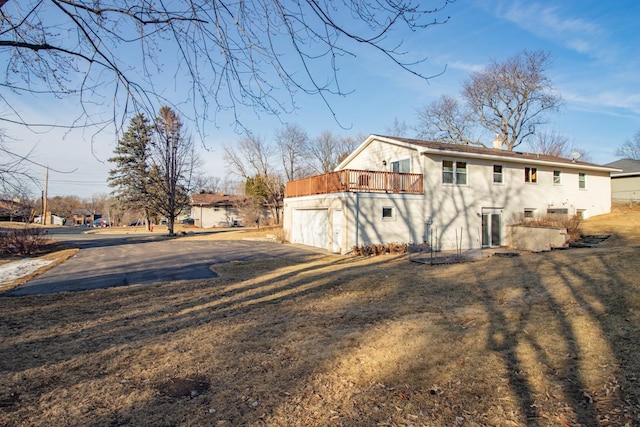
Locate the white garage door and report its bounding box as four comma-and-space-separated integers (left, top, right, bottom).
291, 209, 328, 249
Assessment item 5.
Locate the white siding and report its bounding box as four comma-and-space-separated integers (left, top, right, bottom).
285, 136, 615, 253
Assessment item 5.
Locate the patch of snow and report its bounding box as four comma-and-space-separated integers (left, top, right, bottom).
0, 259, 53, 287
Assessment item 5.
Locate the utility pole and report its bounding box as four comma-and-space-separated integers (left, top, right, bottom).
42, 166, 49, 225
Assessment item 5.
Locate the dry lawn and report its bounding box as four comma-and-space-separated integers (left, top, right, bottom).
1, 208, 639, 426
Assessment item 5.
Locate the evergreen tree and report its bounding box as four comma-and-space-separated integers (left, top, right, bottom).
108, 113, 154, 229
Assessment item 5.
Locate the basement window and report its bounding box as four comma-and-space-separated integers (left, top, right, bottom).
382, 207, 395, 221
547, 208, 568, 215
524, 208, 536, 219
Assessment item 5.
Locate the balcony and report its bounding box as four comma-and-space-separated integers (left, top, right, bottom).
285, 169, 423, 198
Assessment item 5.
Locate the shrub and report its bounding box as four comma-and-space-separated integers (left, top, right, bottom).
351, 242, 408, 256
0, 227, 51, 256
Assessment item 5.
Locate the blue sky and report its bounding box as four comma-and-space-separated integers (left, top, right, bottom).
5, 0, 640, 198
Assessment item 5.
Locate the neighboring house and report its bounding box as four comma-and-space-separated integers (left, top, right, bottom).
0, 199, 32, 222
605, 158, 640, 202
190, 194, 249, 228
283, 135, 616, 253
71, 208, 94, 226
34, 213, 65, 225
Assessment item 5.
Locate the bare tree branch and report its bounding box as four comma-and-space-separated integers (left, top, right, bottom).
0, 0, 453, 137
616, 130, 640, 160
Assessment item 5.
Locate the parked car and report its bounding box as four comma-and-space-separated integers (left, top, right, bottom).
181, 218, 195, 225
93, 219, 110, 228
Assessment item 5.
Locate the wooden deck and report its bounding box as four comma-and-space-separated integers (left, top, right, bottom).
285, 170, 423, 198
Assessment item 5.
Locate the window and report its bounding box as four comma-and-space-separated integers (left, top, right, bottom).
382, 207, 394, 220
493, 165, 503, 184
391, 158, 410, 173
456, 162, 467, 185
524, 208, 535, 218
547, 208, 568, 215
576, 209, 586, 218
553, 170, 561, 185
524, 167, 537, 183
579, 173, 586, 189
442, 160, 467, 185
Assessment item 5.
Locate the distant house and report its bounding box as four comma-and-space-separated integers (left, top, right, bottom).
0, 199, 32, 222
283, 135, 617, 253
190, 194, 249, 228
71, 208, 94, 226
605, 159, 640, 203
34, 213, 65, 226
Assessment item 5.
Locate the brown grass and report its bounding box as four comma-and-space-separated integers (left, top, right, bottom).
1, 209, 639, 426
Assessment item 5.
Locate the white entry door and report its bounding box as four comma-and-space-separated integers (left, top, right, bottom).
482, 210, 502, 248
332, 210, 342, 253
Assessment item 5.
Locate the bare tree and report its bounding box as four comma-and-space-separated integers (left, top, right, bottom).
385, 117, 411, 138
275, 124, 310, 181
224, 134, 284, 223
192, 175, 223, 194
337, 135, 363, 164
309, 131, 341, 174
47, 195, 82, 222
415, 95, 476, 143
148, 106, 197, 235
617, 130, 640, 160
526, 130, 590, 161
0, 1, 451, 134
416, 50, 562, 150
309, 131, 361, 173
0, 134, 40, 196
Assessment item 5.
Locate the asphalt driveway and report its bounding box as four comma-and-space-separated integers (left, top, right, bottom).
7, 236, 319, 296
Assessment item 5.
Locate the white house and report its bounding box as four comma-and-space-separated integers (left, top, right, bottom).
605, 159, 640, 203
283, 135, 616, 253
190, 194, 248, 228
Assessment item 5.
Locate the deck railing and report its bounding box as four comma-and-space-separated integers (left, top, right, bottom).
285, 169, 423, 198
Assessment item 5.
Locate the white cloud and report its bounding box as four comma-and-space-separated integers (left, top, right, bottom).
562, 88, 640, 117
497, 1, 605, 58
447, 60, 484, 74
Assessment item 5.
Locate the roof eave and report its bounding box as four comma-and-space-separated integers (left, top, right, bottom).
417, 147, 621, 173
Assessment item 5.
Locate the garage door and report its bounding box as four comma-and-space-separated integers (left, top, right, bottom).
291, 209, 328, 249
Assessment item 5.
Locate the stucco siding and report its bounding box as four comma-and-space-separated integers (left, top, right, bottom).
611, 176, 640, 201
285, 136, 614, 253
339, 139, 419, 172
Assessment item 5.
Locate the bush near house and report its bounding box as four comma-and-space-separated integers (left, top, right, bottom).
351, 242, 408, 256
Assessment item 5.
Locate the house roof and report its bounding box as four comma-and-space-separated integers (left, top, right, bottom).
337, 135, 621, 173
72, 208, 93, 216
190, 193, 248, 206
604, 158, 640, 177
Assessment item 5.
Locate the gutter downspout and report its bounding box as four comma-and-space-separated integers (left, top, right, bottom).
355, 191, 360, 248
